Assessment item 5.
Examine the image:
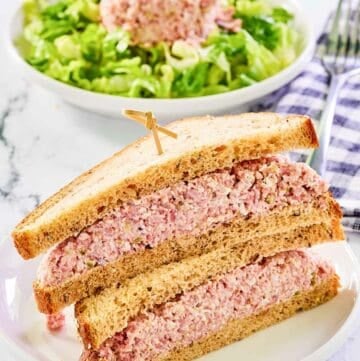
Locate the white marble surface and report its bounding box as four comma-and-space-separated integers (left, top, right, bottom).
1, 0, 360, 360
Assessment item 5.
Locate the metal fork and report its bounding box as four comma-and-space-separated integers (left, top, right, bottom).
307, 0, 360, 176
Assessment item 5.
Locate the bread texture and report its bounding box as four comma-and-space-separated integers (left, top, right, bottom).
80, 275, 339, 361
13, 113, 318, 259
75, 209, 342, 349
35, 196, 343, 315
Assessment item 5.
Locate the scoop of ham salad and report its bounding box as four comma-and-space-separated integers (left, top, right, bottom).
82, 250, 335, 361
37, 156, 328, 287
100, 0, 241, 45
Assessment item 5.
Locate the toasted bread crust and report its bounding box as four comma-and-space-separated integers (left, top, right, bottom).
34, 196, 342, 316
75, 199, 343, 349
13, 113, 318, 259
80, 275, 339, 361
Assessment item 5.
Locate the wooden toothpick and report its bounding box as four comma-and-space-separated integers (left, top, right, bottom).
122, 109, 177, 155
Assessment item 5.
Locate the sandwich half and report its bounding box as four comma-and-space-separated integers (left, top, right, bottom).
12, 113, 344, 314
76, 246, 339, 361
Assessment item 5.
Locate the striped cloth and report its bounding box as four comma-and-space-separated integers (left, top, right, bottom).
250, 25, 360, 232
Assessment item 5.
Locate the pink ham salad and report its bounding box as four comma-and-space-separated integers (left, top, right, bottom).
82, 250, 335, 361
46, 312, 65, 332
38, 156, 328, 287
100, 0, 241, 45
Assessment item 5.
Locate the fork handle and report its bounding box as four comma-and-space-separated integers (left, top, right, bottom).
309, 74, 347, 176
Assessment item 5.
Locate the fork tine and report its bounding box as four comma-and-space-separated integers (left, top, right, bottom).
346, 0, 357, 61
335, 0, 353, 72
355, 1, 360, 64
339, 0, 352, 64
315, 21, 330, 59
326, 0, 344, 57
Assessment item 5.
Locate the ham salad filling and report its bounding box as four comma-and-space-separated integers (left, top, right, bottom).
38, 156, 328, 287
46, 313, 65, 332
100, 0, 241, 45
83, 250, 335, 361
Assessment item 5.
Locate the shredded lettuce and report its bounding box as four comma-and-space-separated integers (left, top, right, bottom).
18, 0, 301, 98
164, 41, 200, 71
235, 0, 272, 17
274, 23, 300, 67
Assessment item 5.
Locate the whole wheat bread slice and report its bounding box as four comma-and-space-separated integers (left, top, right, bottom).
80, 274, 339, 361
35, 195, 343, 315
75, 213, 343, 349
13, 113, 318, 259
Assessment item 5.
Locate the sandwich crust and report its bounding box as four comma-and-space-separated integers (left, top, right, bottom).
13, 113, 318, 259
75, 198, 343, 349
35, 196, 343, 315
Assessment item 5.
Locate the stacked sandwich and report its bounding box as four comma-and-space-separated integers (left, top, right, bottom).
13, 113, 344, 361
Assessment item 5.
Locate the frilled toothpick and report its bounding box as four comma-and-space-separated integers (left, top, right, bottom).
122, 109, 177, 155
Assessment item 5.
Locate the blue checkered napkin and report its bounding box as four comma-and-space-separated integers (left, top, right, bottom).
250, 23, 360, 232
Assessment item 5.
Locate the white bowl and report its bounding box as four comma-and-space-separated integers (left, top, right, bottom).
6, 0, 315, 120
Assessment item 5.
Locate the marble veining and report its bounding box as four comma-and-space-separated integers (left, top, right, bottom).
1, 90, 30, 199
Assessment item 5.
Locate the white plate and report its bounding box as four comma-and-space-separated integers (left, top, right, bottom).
5, 0, 314, 119
0, 240, 360, 361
